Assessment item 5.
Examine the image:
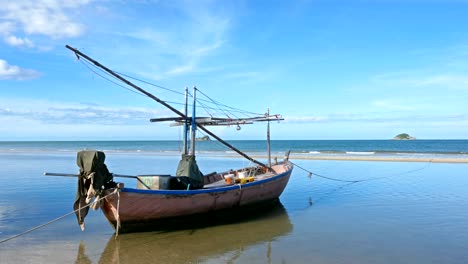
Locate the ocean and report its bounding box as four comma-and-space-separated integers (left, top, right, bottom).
1, 139, 468, 156
0, 140, 467, 263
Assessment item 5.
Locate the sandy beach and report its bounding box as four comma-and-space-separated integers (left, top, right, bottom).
288, 155, 468, 163
250, 154, 468, 163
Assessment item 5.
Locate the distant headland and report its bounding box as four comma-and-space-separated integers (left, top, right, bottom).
393, 133, 416, 140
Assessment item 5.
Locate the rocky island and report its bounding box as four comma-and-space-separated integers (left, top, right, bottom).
195, 135, 210, 141
393, 133, 416, 140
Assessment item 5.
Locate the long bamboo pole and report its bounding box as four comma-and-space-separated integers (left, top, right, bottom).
44, 172, 170, 190
65, 45, 269, 170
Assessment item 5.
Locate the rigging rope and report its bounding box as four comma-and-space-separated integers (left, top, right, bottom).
196, 88, 264, 116
0, 189, 119, 244
114, 70, 185, 96
195, 89, 235, 119
79, 58, 264, 120
188, 90, 215, 118
80, 59, 146, 98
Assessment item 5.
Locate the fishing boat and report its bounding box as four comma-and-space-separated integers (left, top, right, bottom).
53, 46, 294, 234
100, 157, 292, 233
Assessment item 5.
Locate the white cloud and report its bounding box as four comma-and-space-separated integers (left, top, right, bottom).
0, 21, 15, 33
4, 35, 34, 48
0, 59, 40, 80
0, 0, 92, 47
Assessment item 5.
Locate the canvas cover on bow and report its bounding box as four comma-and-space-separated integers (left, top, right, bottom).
74, 150, 115, 230
76, 150, 113, 189
175, 154, 204, 189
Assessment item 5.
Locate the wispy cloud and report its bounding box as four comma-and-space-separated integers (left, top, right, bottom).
0, 59, 41, 80
372, 72, 468, 90
371, 100, 415, 111
102, 2, 231, 80
354, 44, 468, 101
412, 74, 468, 89
164, 40, 225, 77
284, 116, 326, 123
0, 98, 164, 125
285, 113, 468, 124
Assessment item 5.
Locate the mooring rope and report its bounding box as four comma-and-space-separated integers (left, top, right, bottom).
0, 189, 119, 244
290, 159, 433, 183
115, 191, 121, 237
290, 160, 362, 183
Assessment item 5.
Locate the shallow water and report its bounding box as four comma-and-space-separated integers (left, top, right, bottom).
0, 152, 468, 263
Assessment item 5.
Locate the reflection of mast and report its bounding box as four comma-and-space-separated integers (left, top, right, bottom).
75, 242, 92, 264
267, 241, 272, 264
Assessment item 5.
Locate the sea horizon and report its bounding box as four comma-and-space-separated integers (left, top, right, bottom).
1, 138, 467, 142
1, 139, 467, 163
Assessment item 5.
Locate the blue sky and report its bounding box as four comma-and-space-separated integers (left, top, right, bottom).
1, 0, 467, 140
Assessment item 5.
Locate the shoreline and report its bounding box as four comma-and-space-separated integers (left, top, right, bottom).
1, 150, 467, 164
262, 155, 468, 164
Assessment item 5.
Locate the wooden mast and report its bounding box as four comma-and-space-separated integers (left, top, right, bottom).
65, 45, 270, 169
267, 108, 271, 168
190, 87, 197, 155
183, 87, 189, 155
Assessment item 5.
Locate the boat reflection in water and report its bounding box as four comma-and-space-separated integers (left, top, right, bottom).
80, 201, 292, 263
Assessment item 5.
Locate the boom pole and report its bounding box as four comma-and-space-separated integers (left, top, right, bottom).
65, 45, 269, 170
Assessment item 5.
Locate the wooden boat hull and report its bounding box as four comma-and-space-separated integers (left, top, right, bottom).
101, 162, 292, 232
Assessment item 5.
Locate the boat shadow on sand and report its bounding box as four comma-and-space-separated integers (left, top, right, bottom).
76, 200, 292, 264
